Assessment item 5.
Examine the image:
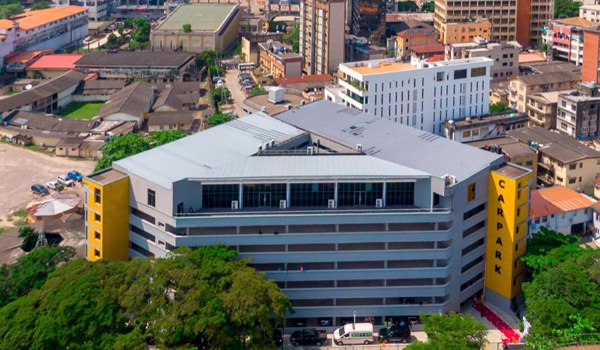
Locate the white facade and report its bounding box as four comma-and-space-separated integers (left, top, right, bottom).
529, 207, 593, 235
580, 5, 600, 23
334, 57, 493, 135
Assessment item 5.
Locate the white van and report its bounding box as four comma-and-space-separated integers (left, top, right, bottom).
333, 323, 374, 346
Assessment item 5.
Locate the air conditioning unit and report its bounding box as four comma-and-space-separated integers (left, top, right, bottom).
307, 146, 314, 155
328, 199, 336, 209
443, 174, 457, 186
280, 200, 287, 209
231, 200, 239, 210
375, 198, 383, 208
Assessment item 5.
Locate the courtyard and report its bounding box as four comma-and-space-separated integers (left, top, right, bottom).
56, 102, 104, 120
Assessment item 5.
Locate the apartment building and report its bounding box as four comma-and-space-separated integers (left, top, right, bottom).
65, 0, 108, 21
0, 6, 88, 64
434, 0, 552, 47
347, 0, 386, 44
345, 35, 386, 63
508, 126, 600, 193
331, 57, 493, 135
582, 26, 600, 84
556, 82, 600, 140
83, 100, 532, 324
542, 17, 595, 66
299, 0, 345, 74
446, 39, 520, 80
526, 91, 559, 129
580, 4, 600, 23
444, 111, 528, 142
508, 70, 581, 112
258, 41, 303, 78
396, 28, 439, 58
438, 19, 491, 44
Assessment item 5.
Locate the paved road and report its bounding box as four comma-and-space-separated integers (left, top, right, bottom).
224, 68, 247, 117
84, 29, 126, 50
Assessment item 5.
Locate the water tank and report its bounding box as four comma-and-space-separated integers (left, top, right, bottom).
268, 87, 285, 104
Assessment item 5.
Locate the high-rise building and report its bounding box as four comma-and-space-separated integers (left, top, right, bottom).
326, 56, 493, 135
83, 101, 533, 323
299, 0, 346, 75
347, 0, 386, 45
433, 0, 553, 47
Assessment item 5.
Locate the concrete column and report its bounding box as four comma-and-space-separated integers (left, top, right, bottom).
286, 183, 291, 207
382, 182, 387, 206
238, 184, 243, 209
334, 182, 338, 206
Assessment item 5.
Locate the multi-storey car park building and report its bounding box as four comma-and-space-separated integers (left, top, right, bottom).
83, 101, 532, 325
327, 57, 492, 135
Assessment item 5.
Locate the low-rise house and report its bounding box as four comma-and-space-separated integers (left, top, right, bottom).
274, 74, 333, 100
26, 54, 83, 79
507, 126, 600, 193
529, 186, 596, 235
74, 51, 197, 82
147, 111, 195, 132
526, 91, 560, 129
95, 82, 156, 127
3, 49, 53, 74
0, 70, 86, 116
242, 87, 307, 116
258, 40, 302, 78
152, 83, 200, 112
240, 33, 284, 65
444, 111, 528, 142
395, 28, 438, 59
74, 78, 126, 102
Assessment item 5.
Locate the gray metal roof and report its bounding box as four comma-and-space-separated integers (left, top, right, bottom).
274, 101, 503, 182
113, 113, 305, 189
195, 155, 429, 182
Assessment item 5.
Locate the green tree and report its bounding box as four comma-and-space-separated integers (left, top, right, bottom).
527, 314, 600, 350
210, 87, 231, 105
95, 131, 185, 170
106, 33, 119, 49
0, 2, 22, 19
521, 227, 580, 273
30, 1, 49, 10
123, 18, 150, 49
407, 312, 487, 350
0, 246, 291, 350
397, 1, 418, 12
209, 64, 224, 76
198, 50, 218, 67
489, 102, 512, 113
422, 1, 435, 12
182, 23, 191, 33
0, 246, 75, 308
283, 23, 300, 53
207, 113, 232, 126
248, 87, 267, 97
18, 226, 38, 252
554, 0, 581, 18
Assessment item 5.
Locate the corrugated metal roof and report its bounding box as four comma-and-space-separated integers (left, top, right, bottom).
530, 186, 596, 218
274, 101, 503, 182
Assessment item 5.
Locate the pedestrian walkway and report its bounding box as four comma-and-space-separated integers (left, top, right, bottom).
474, 303, 520, 344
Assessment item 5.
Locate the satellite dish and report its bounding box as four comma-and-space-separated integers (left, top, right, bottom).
25, 84, 33, 90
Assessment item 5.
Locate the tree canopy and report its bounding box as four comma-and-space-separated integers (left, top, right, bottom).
248, 87, 268, 97
0, 1, 22, 19
18, 226, 38, 252
422, 1, 435, 12
95, 130, 186, 170
0, 245, 292, 350
31, 1, 49, 10
407, 312, 487, 350
554, 0, 581, 18
106, 33, 119, 50
522, 228, 600, 348
397, 1, 418, 12
489, 102, 512, 113
283, 23, 300, 53
123, 18, 150, 50
207, 113, 232, 126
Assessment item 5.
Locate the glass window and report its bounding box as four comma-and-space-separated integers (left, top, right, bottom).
147, 189, 156, 207
243, 184, 286, 208
290, 183, 334, 207
94, 213, 101, 222
386, 182, 415, 206
454, 69, 467, 79
202, 185, 239, 209
467, 183, 476, 201
471, 67, 486, 77
94, 188, 101, 204
338, 183, 383, 207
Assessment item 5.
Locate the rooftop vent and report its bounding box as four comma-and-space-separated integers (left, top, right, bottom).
268, 86, 285, 104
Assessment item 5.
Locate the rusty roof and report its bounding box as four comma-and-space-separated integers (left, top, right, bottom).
530, 186, 596, 218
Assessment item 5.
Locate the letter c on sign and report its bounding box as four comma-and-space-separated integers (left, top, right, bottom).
499, 180, 506, 188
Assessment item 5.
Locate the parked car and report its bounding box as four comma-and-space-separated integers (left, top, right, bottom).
334, 323, 374, 346
290, 328, 327, 347
83, 36, 92, 42
46, 181, 60, 190
378, 324, 411, 344
67, 170, 83, 181
272, 329, 283, 347
212, 77, 224, 84
31, 184, 49, 195
57, 175, 74, 187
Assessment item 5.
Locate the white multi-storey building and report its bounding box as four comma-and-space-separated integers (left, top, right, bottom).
326, 57, 493, 135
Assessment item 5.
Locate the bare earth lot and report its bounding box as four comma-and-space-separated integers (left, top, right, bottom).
0, 143, 95, 217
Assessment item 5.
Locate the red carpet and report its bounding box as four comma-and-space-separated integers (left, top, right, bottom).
474, 303, 520, 344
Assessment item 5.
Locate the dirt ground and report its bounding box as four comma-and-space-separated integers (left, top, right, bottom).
0, 143, 95, 219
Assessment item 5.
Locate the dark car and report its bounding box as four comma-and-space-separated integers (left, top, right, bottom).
31, 183, 49, 196
378, 324, 411, 344
272, 329, 283, 347
290, 328, 327, 347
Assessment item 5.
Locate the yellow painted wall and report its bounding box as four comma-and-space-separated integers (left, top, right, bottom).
485, 168, 532, 299
83, 174, 130, 261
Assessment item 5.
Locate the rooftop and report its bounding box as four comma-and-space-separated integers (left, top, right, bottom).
96, 82, 155, 119
11, 6, 88, 31
507, 126, 600, 163
4, 50, 53, 64
75, 51, 195, 68
0, 70, 86, 113
147, 111, 195, 126
528, 91, 561, 104
446, 111, 527, 130
493, 163, 531, 179
343, 57, 491, 76
2, 111, 96, 133
518, 52, 547, 64
274, 74, 333, 86
466, 137, 536, 157
397, 28, 437, 37
87, 168, 129, 185
274, 101, 503, 181
28, 54, 84, 70
513, 70, 581, 86
521, 61, 581, 74
530, 186, 596, 218
553, 17, 596, 27
410, 44, 445, 54
243, 93, 307, 115
154, 4, 238, 32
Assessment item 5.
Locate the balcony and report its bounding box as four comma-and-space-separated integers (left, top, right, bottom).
339, 78, 366, 97
340, 91, 364, 109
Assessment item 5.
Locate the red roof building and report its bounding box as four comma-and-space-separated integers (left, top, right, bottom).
26, 54, 84, 79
